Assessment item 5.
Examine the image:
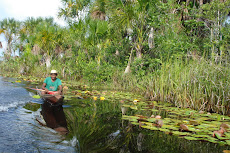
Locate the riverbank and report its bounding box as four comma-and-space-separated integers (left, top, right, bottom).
1, 56, 229, 115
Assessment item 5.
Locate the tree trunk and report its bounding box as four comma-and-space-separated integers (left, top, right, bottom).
211, 28, 215, 55
135, 44, 142, 59
199, 0, 203, 7
199, 0, 203, 15
7, 40, 12, 55
148, 27, 155, 49
124, 48, 133, 74
186, 0, 190, 6
62, 67, 65, 79
115, 49, 120, 56
46, 56, 51, 68
4, 43, 11, 60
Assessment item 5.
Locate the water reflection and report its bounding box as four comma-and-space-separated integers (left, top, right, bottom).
41, 101, 68, 135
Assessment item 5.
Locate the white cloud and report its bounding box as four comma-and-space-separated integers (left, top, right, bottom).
0, 0, 66, 26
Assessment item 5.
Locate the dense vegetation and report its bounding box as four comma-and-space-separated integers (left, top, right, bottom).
0, 0, 229, 114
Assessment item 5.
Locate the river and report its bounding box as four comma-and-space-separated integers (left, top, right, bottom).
0, 76, 229, 153
0, 77, 76, 152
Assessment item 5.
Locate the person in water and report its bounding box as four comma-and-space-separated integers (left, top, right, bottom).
39, 70, 68, 134
42, 70, 62, 95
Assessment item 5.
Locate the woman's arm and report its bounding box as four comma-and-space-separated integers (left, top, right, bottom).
58, 85, 63, 94
42, 83, 49, 92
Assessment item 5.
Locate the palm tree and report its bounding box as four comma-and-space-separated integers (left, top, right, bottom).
17, 17, 65, 68
0, 18, 20, 59
35, 21, 56, 68
106, 0, 152, 72
58, 0, 91, 22
90, 0, 107, 20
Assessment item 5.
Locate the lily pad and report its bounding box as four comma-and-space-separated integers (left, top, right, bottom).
226, 140, 230, 145
122, 115, 140, 122
151, 109, 159, 112
141, 125, 159, 131
215, 133, 228, 140
184, 136, 200, 141
130, 106, 138, 110
225, 133, 230, 138
168, 126, 180, 131
189, 127, 199, 132
189, 120, 200, 126
131, 121, 140, 125
32, 95, 40, 99
161, 124, 172, 129
172, 131, 190, 136
159, 128, 170, 132
193, 134, 210, 138
147, 118, 156, 123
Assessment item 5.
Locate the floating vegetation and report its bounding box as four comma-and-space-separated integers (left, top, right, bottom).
184, 136, 200, 141
121, 100, 230, 146
32, 95, 40, 99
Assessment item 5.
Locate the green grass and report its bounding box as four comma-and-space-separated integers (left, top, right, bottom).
112, 58, 230, 114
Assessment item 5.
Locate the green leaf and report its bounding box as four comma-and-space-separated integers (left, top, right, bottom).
172, 131, 189, 136
32, 95, 40, 99
225, 132, 230, 138
159, 128, 170, 132
226, 140, 230, 145
184, 136, 199, 141
215, 133, 227, 140
141, 125, 159, 131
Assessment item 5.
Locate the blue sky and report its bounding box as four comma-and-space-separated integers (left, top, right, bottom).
0, 0, 65, 56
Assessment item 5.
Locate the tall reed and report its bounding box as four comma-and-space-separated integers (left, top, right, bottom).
113, 58, 230, 115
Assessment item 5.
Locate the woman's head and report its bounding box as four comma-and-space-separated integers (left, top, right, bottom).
50, 70, 57, 79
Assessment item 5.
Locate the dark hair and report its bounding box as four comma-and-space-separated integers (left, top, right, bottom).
50, 73, 57, 76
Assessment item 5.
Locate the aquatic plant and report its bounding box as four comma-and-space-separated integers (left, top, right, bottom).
121, 100, 230, 146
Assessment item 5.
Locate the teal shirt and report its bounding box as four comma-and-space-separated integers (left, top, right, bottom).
44, 77, 62, 91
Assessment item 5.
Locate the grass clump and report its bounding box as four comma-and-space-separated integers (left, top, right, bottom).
113, 58, 230, 115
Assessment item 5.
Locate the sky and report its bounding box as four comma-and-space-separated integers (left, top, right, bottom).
0, 0, 66, 56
